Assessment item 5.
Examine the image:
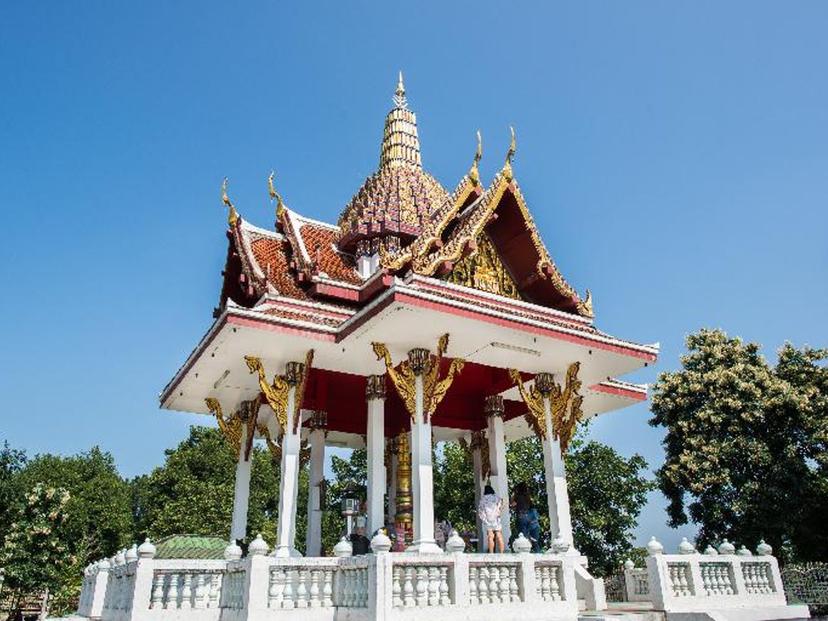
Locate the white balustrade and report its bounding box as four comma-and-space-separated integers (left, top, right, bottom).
623, 567, 649, 601
741, 561, 775, 595
469, 561, 521, 604
391, 558, 454, 608
150, 570, 225, 609
533, 562, 562, 602
645, 539, 797, 614
666, 562, 694, 597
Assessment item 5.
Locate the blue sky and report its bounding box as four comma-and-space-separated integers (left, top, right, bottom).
1, 2, 826, 552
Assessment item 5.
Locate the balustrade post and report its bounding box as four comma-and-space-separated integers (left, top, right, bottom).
520, 555, 538, 603
244, 539, 271, 616
127, 545, 156, 621
452, 552, 469, 607
89, 560, 111, 619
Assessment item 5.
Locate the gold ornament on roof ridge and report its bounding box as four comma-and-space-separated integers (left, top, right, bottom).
469, 130, 483, 187
268, 170, 285, 220
504, 126, 516, 181
221, 177, 239, 226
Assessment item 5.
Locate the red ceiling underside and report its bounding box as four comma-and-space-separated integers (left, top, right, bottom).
291, 360, 530, 437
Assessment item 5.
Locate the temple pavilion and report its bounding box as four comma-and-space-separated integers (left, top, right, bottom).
159, 73, 658, 560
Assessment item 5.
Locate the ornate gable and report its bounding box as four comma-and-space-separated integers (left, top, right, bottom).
445, 233, 520, 300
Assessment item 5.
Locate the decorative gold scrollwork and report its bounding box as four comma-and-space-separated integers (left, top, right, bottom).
446, 233, 520, 300
245, 350, 314, 436
372, 334, 465, 423
205, 397, 243, 455
550, 362, 583, 453
510, 362, 583, 451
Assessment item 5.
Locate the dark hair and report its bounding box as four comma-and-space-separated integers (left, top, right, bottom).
484, 484, 495, 495
514, 481, 529, 495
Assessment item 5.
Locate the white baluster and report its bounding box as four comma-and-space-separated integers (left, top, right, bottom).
151, 573, 164, 608
167, 573, 179, 609
209, 574, 221, 608
392, 566, 403, 607
283, 569, 295, 609
551, 565, 562, 601
416, 566, 428, 606
308, 569, 320, 608
269, 568, 285, 608
428, 567, 440, 606
322, 568, 334, 607
479, 566, 490, 603
469, 566, 479, 604
180, 573, 192, 609
439, 566, 450, 606
509, 565, 519, 602
403, 566, 415, 607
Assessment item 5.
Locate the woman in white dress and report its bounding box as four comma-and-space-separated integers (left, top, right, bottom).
477, 484, 504, 553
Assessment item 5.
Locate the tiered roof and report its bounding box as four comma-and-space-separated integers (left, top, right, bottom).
217, 75, 594, 329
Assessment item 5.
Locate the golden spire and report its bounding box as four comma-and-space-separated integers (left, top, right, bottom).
468, 130, 483, 186
379, 71, 421, 169
268, 170, 285, 219
394, 70, 407, 109
221, 177, 239, 226
503, 126, 516, 181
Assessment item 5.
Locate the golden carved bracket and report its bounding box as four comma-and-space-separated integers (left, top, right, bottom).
372, 334, 465, 423
510, 362, 583, 451
245, 350, 314, 437
205, 397, 243, 455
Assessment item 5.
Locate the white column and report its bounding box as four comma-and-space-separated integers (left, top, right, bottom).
537, 372, 574, 550
274, 361, 306, 558
366, 375, 387, 535
470, 431, 486, 552
485, 395, 511, 544
305, 412, 326, 557
407, 350, 441, 554
230, 422, 252, 541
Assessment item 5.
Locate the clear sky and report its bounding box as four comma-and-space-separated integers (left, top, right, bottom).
1, 2, 826, 552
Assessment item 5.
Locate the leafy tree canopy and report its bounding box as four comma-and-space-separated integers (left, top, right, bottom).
132, 427, 281, 546
650, 328, 828, 560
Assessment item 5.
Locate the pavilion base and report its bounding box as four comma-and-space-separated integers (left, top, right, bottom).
404, 539, 444, 554
74, 550, 582, 621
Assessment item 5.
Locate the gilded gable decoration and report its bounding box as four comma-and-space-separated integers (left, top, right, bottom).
446, 233, 520, 299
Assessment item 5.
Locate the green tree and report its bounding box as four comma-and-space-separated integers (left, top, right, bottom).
432, 432, 652, 575
320, 449, 366, 554
0, 442, 27, 544
650, 329, 828, 561
1, 484, 72, 618
132, 427, 282, 546
17, 448, 133, 563
504, 434, 652, 575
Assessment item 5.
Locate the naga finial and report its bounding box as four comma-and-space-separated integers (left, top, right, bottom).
221, 177, 239, 226
503, 126, 517, 181
469, 130, 483, 186
267, 170, 285, 219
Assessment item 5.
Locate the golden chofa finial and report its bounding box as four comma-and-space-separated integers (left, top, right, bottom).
221, 177, 239, 226
267, 170, 285, 219
503, 126, 516, 181
393, 70, 407, 109
468, 130, 483, 186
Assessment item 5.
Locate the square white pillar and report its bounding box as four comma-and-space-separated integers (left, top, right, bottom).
304, 412, 326, 557
407, 372, 441, 554
536, 372, 575, 549
365, 375, 387, 535
230, 422, 252, 541
273, 362, 307, 558
485, 395, 511, 544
